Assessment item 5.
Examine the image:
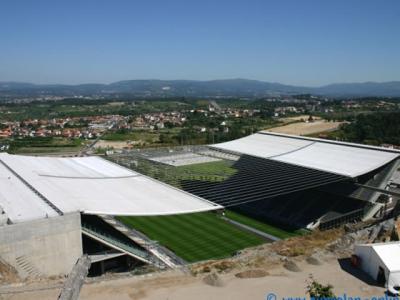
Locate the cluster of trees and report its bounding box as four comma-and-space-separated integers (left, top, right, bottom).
334, 112, 400, 145
64, 119, 89, 128
151, 110, 276, 146
172, 125, 255, 145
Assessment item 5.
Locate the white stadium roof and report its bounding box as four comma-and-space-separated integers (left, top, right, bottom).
211, 132, 399, 178
372, 243, 400, 272
0, 153, 222, 223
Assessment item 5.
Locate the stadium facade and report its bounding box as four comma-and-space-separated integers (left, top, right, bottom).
0, 132, 399, 278
0, 153, 221, 278
206, 132, 400, 229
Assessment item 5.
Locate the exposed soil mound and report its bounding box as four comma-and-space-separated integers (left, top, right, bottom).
0, 260, 19, 284
306, 256, 323, 266
192, 260, 236, 275
203, 273, 224, 287
235, 269, 268, 279
271, 229, 342, 257
283, 260, 301, 272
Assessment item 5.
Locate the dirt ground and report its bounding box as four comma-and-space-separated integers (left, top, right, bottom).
0, 255, 384, 300
0, 228, 387, 300
279, 115, 321, 123
265, 120, 343, 136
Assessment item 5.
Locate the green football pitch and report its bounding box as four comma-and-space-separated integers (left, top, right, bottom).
117, 212, 265, 263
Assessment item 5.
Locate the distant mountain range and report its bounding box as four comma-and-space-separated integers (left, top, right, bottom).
1, 79, 400, 98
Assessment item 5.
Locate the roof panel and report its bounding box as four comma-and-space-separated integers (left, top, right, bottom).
212, 133, 399, 177
213, 133, 312, 158
276, 142, 398, 177
0, 163, 58, 223
0, 153, 222, 222
372, 243, 400, 272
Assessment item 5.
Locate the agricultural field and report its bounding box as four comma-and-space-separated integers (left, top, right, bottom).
265, 120, 343, 136
118, 212, 264, 263
101, 130, 159, 142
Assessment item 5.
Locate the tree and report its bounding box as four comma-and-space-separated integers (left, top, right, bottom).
164, 121, 175, 129
306, 275, 335, 298
159, 133, 172, 144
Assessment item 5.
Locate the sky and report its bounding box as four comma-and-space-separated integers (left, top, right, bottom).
0, 0, 399, 86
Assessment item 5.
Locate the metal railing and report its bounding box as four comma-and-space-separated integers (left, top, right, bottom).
99, 215, 185, 267
81, 223, 156, 263
319, 207, 366, 230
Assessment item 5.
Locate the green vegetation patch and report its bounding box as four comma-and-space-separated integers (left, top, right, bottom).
8, 137, 84, 154
102, 132, 142, 141
102, 129, 182, 147
177, 160, 237, 177
325, 112, 400, 146
117, 212, 264, 263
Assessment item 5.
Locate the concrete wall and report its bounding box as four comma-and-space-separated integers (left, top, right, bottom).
355, 245, 387, 282
0, 212, 82, 278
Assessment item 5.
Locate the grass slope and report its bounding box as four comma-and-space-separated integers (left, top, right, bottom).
118, 212, 264, 263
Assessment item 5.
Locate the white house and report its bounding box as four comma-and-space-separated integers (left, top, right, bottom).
354, 242, 400, 294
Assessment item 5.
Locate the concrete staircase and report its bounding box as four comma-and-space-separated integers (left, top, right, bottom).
15, 255, 41, 278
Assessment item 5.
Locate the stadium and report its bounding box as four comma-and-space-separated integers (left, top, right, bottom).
0, 132, 399, 278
